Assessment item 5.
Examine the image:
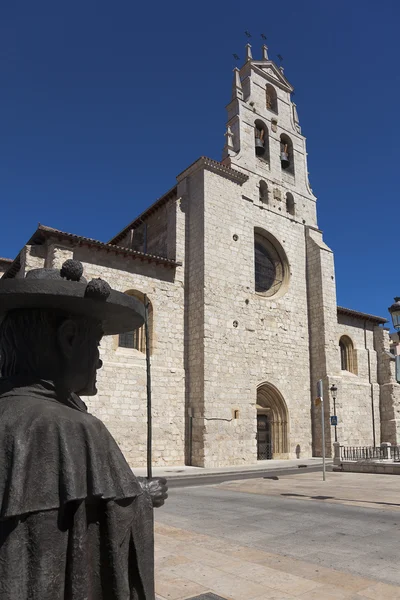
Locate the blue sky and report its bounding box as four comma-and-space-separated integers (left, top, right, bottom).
1, 0, 399, 324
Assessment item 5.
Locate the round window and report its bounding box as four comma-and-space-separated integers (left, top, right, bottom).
254, 234, 286, 297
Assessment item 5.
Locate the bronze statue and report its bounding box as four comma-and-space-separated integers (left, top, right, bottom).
0, 260, 167, 599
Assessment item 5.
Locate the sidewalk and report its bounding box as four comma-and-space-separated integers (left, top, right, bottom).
134, 457, 328, 480
154, 521, 399, 600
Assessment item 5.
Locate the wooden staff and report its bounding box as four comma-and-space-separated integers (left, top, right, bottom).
144, 294, 152, 479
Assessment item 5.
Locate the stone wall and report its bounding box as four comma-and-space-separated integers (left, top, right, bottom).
334, 315, 381, 448
178, 171, 206, 465
305, 227, 338, 457
115, 202, 173, 259
375, 327, 400, 444
0, 259, 12, 278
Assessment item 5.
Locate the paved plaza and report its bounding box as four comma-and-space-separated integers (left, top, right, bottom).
155, 472, 400, 600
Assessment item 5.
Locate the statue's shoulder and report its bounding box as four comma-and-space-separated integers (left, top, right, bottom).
0, 391, 107, 440
0, 391, 141, 520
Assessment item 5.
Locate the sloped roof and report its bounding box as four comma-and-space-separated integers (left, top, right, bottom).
337, 306, 387, 325
109, 185, 177, 246
1, 224, 180, 279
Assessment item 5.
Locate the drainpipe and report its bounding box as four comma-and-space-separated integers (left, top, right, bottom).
365, 320, 376, 447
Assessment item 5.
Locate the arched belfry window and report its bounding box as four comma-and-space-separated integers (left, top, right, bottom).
286, 192, 295, 215
254, 120, 270, 163
339, 335, 357, 374
259, 180, 269, 204
119, 290, 153, 354
266, 84, 278, 113
280, 134, 294, 175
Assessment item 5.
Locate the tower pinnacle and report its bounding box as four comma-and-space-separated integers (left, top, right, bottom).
246, 43, 252, 61
262, 45, 269, 60
231, 67, 243, 100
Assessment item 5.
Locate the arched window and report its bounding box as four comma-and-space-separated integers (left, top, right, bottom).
119, 290, 153, 354
254, 230, 288, 297
259, 180, 269, 204
254, 120, 270, 163
286, 192, 295, 215
280, 134, 295, 175
266, 84, 278, 113
339, 335, 357, 374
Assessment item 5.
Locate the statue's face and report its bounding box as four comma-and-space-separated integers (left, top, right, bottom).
58, 317, 104, 396
74, 324, 103, 396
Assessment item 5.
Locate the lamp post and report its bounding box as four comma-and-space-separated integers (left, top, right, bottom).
389, 298, 400, 385
330, 384, 338, 443
389, 297, 400, 332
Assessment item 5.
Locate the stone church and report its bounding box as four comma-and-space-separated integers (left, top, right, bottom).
1, 45, 399, 468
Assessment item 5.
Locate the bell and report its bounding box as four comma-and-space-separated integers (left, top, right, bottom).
255, 138, 265, 156
280, 151, 290, 169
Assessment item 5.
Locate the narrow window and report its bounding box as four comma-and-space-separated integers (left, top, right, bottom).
259, 180, 269, 203
266, 84, 278, 113
340, 339, 347, 370
339, 335, 357, 374
118, 291, 153, 354
286, 192, 295, 215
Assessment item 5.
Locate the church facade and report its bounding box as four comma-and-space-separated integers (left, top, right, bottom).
2, 46, 399, 468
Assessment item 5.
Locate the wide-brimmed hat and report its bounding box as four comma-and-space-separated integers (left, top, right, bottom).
0, 260, 145, 335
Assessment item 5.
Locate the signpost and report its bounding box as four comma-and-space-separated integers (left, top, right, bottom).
330, 415, 338, 426
316, 379, 326, 481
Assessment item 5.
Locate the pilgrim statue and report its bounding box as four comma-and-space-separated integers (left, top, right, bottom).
0, 260, 167, 599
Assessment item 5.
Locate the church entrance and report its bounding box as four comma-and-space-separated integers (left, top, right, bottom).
256, 383, 289, 460
257, 414, 272, 459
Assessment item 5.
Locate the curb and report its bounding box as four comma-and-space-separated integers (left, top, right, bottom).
162, 462, 332, 482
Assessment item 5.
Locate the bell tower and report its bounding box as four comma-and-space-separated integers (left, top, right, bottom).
222, 44, 317, 227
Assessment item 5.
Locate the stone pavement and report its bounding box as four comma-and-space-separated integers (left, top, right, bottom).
218, 470, 400, 511
154, 522, 400, 600
154, 472, 400, 600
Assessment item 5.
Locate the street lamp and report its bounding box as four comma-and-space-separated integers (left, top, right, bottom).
330, 384, 338, 443
389, 297, 400, 385
389, 297, 400, 332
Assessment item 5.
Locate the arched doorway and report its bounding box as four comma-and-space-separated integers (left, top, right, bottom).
257, 383, 289, 459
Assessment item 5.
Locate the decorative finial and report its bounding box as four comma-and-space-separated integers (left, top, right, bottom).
262, 45, 269, 60
60, 260, 84, 282
279, 66, 285, 74
85, 278, 111, 301
246, 44, 252, 61
232, 67, 243, 100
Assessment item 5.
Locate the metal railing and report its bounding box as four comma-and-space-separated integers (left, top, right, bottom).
339, 444, 400, 462
340, 445, 384, 461
391, 446, 400, 462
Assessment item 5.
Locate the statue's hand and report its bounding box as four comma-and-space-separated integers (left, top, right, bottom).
137, 477, 168, 508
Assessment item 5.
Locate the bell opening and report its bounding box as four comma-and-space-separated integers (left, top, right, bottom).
256, 139, 266, 156
280, 152, 290, 169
